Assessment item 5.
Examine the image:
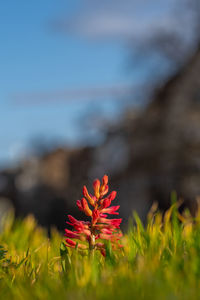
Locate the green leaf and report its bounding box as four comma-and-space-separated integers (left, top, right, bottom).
60, 242, 71, 273
0, 245, 7, 261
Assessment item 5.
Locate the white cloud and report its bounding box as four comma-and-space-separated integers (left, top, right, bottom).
56, 0, 197, 44
12, 83, 138, 104
51, 0, 200, 68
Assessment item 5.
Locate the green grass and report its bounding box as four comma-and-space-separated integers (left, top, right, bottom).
1, 202, 200, 300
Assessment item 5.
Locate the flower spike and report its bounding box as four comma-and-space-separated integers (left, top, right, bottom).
65, 175, 123, 256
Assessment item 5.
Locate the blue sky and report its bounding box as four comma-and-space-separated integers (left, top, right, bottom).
0, 0, 195, 165
0, 1, 130, 165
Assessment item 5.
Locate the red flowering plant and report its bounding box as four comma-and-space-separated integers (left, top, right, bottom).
64, 175, 123, 256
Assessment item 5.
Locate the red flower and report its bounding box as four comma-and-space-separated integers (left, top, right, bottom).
102, 205, 120, 215
81, 198, 92, 216
93, 179, 101, 199
92, 209, 100, 224
65, 175, 123, 256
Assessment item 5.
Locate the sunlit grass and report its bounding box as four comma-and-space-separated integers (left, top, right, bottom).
1, 199, 200, 299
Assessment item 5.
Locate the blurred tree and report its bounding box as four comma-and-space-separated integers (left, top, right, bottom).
129, 0, 200, 84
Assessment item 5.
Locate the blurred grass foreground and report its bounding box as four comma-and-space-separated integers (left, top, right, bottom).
1, 200, 200, 299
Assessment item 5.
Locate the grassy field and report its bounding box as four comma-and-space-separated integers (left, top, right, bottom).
1, 200, 200, 299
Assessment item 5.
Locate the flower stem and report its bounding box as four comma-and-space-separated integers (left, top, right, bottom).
89, 234, 95, 258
